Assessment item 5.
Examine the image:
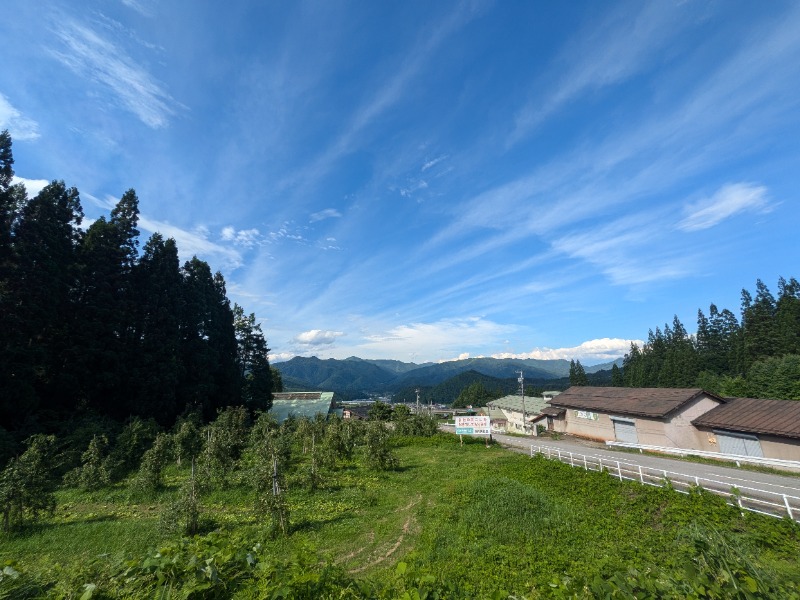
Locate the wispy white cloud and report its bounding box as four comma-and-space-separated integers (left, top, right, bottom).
421, 155, 448, 172
221, 226, 263, 247
11, 176, 48, 197
399, 179, 428, 198
137, 215, 244, 268
358, 317, 515, 362
268, 222, 308, 244
310, 208, 342, 223
119, 0, 156, 18
678, 183, 771, 232
294, 329, 345, 346
84, 190, 244, 267
423, 4, 800, 290
509, 2, 699, 145
276, 2, 488, 198
0, 93, 40, 140
51, 18, 181, 128
491, 338, 642, 364
320, 237, 340, 251
97, 12, 164, 52
551, 211, 693, 286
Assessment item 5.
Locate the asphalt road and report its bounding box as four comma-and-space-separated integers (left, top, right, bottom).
440, 424, 800, 519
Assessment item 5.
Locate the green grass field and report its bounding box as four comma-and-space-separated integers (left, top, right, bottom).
2, 433, 799, 598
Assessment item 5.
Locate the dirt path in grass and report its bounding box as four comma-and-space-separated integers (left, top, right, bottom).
346, 493, 421, 574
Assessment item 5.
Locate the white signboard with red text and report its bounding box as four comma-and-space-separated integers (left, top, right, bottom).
454, 415, 491, 436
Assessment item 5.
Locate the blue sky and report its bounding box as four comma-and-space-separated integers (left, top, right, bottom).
2, 1, 799, 365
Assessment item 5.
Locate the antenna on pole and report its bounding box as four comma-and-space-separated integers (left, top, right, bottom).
517, 370, 527, 435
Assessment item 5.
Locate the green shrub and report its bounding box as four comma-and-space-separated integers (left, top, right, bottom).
106, 417, 161, 481
63, 434, 111, 490
363, 421, 397, 471
131, 432, 173, 498
160, 469, 202, 536
0, 435, 57, 532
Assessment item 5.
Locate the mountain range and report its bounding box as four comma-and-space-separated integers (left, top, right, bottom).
274, 356, 622, 400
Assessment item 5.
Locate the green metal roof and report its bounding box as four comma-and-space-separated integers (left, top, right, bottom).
269, 392, 335, 423
478, 406, 507, 420
488, 394, 551, 416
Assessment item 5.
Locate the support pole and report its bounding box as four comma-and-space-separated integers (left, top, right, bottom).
784, 495, 794, 520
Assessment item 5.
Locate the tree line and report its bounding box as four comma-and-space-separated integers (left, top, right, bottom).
620, 276, 800, 399
0, 130, 275, 460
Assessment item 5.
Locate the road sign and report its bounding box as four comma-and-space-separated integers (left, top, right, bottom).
454, 415, 491, 436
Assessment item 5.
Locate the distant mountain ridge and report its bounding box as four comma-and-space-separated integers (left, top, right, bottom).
275, 355, 622, 398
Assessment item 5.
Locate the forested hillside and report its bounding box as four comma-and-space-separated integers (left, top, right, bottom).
277, 354, 621, 400
0, 131, 273, 458
622, 277, 800, 399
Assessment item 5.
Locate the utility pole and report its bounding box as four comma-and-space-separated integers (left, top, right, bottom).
415, 388, 420, 415
517, 370, 527, 435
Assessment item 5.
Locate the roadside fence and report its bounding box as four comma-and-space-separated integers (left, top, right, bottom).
530, 445, 800, 522
605, 441, 800, 471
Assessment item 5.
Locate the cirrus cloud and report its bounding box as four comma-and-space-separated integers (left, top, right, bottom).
310, 208, 342, 223
678, 182, 771, 232
0, 93, 40, 140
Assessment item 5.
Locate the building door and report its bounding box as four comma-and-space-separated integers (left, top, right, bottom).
715, 431, 763, 457
612, 418, 638, 444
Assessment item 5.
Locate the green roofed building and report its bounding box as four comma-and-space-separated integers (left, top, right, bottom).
269, 391, 335, 423
488, 394, 553, 435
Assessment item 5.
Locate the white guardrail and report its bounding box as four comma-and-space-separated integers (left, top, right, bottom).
530, 445, 800, 522
605, 441, 800, 471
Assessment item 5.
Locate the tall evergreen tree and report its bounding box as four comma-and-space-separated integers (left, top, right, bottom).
233, 304, 273, 414
71, 190, 140, 415
775, 277, 800, 356
129, 234, 183, 423
0, 131, 27, 427
8, 181, 83, 419
658, 316, 698, 387
697, 304, 740, 376
642, 327, 667, 386
569, 359, 588, 386
741, 280, 777, 370
622, 343, 645, 387
611, 363, 623, 386
179, 258, 239, 420
0, 130, 18, 261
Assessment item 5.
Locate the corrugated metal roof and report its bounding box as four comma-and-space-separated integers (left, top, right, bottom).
478, 406, 507, 420
692, 397, 800, 440
551, 387, 723, 418
488, 394, 551, 416
541, 406, 566, 417
269, 391, 334, 423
